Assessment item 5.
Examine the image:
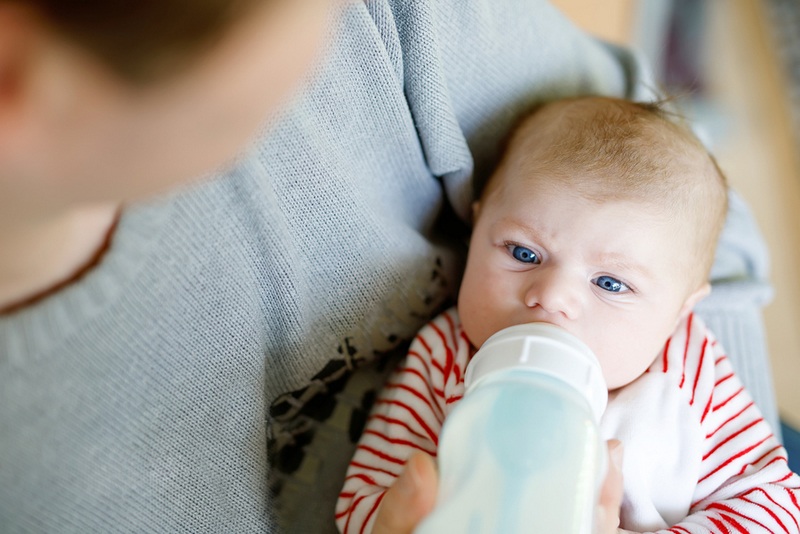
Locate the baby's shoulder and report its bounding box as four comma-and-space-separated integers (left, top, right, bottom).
411, 306, 472, 360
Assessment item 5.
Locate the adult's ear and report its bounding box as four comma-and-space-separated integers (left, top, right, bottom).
0, 4, 39, 111
0, 3, 115, 200
0, 3, 53, 177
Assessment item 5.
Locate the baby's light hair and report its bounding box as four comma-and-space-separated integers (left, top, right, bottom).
483, 96, 728, 288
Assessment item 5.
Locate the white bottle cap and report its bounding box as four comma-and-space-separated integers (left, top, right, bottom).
464, 323, 608, 422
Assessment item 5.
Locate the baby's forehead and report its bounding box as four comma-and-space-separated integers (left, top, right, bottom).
487, 182, 702, 283
505, 100, 711, 191
483, 96, 727, 287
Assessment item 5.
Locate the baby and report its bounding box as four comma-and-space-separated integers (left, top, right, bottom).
336, 96, 800, 533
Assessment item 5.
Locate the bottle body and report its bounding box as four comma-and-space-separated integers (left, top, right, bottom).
415, 323, 607, 534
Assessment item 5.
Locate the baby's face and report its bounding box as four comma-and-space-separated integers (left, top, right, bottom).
458, 173, 707, 390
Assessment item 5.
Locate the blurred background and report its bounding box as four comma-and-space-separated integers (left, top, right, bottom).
552, 0, 800, 460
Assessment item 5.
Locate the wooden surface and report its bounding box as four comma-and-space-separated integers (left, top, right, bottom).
706, 0, 800, 428
550, 0, 637, 43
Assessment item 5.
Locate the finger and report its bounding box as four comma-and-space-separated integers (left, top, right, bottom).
595, 440, 624, 534
373, 452, 438, 534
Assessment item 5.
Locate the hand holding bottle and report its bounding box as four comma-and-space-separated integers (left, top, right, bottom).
371, 452, 437, 534
371, 323, 628, 534
371, 442, 625, 534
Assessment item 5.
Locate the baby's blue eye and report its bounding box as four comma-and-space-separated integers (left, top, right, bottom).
511, 246, 539, 263
593, 276, 629, 293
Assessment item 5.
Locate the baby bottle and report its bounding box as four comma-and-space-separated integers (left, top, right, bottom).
415, 323, 608, 534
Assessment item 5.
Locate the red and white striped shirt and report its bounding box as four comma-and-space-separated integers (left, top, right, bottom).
336, 308, 800, 534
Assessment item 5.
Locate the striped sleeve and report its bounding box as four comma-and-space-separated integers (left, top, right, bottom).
335, 308, 471, 534
650, 314, 800, 533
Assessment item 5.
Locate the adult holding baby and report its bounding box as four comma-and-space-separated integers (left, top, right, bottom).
0, 0, 774, 532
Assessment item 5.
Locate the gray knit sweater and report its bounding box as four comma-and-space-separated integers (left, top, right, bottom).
0, 1, 777, 532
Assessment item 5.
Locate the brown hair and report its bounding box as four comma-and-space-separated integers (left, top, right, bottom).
22, 0, 262, 82
484, 96, 729, 286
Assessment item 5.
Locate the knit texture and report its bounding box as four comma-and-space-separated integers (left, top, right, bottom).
0, 1, 777, 532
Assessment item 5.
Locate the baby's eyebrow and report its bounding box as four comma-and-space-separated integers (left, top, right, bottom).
494, 219, 653, 278
495, 219, 548, 242
595, 252, 652, 278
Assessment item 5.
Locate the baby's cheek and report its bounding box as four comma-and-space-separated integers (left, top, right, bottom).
598, 346, 654, 391
458, 306, 492, 349
458, 278, 501, 347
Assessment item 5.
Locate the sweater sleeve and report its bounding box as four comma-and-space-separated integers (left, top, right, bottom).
335, 309, 470, 534
643, 315, 800, 533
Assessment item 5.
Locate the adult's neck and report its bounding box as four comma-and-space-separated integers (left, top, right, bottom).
0, 203, 119, 312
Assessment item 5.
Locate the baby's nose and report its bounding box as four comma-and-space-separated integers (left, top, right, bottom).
523, 266, 581, 320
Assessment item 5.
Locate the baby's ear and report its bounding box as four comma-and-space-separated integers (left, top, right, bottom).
470, 201, 481, 225
678, 282, 711, 321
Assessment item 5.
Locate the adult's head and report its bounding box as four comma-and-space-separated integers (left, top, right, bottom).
0, 0, 333, 224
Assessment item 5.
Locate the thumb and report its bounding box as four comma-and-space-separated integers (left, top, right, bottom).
373, 452, 438, 534
595, 439, 624, 534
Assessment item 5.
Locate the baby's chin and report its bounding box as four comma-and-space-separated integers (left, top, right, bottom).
463, 330, 486, 351
600, 357, 653, 391
457, 313, 493, 350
